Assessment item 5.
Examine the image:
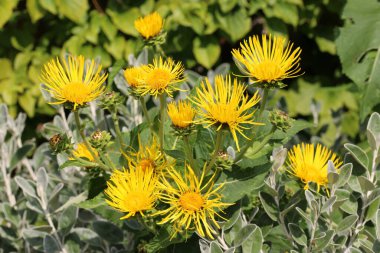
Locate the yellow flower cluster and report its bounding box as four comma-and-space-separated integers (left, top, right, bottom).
40, 10, 346, 243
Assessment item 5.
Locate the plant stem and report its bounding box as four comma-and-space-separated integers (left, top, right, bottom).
73, 111, 109, 171
111, 109, 125, 149
205, 130, 224, 174
235, 125, 276, 162
139, 97, 155, 134
137, 214, 157, 234
159, 95, 166, 153
183, 135, 197, 175
258, 88, 269, 118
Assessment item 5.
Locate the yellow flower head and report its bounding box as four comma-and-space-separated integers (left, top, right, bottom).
124, 137, 168, 173
124, 66, 146, 88
191, 75, 262, 151
155, 165, 231, 239
232, 34, 302, 83
137, 57, 185, 97
71, 143, 98, 162
287, 143, 343, 192
41, 55, 107, 110
167, 100, 196, 128
105, 168, 159, 219
134, 12, 164, 39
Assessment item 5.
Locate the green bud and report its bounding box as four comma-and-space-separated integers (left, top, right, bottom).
89, 130, 112, 150
100, 91, 125, 111
215, 151, 234, 171
49, 134, 72, 154
269, 109, 294, 132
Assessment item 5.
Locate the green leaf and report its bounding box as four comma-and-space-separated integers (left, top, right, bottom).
337, 215, 358, 233
336, 0, 380, 120
259, 192, 278, 221
222, 210, 241, 230
39, 0, 57, 14
27, 0, 44, 23
234, 224, 257, 247
367, 112, 380, 149
0, 0, 18, 28
337, 163, 353, 187
376, 209, 380, 239
43, 235, 60, 253
10, 144, 34, 170
242, 225, 263, 253
344, 143, 369, 169
216, 8, 251, 42
314, 230, 335, 252
321, 196, 337, 214
144, 226, 185, 253
58, 206, 78, 235
358, 176, 375, 193
288, 223, 307, 246
92, 221, 123, 243
219, 164, 269, 203
72, 228, 101, 247
193, 36, 221, 69
210, 242, 223, 253
56, 0, 89, 24
15, 176, 37, 199
107, 6, 140, 36
55, 192, 87, 213
58, 159, 97, 169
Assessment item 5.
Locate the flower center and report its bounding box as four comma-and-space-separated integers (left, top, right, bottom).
138, 159, 155, 172
211, 104, 239, 125
146, 69, 172, 89
62, 81, 93, 105
124, 191, 152, 212
179, 191, 204, 212
253, 61, 285, 82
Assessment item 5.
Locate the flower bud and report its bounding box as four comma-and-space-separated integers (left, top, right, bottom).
269, 109, 294, 132
49, 134, 72, 154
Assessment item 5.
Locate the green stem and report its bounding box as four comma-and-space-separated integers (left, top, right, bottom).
234, 125, 276, 162
73, 111, 109, 171
155, 44, 166, 57
137, 214, 157, 234
183, 135, 197, 175
205, 130, 224, 174
258, 88, 269, 118
139, 97, 155, 134
111, 109, 125, 149
159, 95, 166, 153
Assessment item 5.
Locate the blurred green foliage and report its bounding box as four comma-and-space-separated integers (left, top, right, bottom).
0, 0, 378, 146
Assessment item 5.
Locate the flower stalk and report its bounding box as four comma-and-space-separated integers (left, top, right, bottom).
205, 130, 224, 174
159, 94, 166, 152
73, 111, 109, 170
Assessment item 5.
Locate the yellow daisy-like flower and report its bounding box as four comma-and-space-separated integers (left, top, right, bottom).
123, 66, 146, 88
155, 165, 230, 239
191, 75, 262, 151
137, 57, 185, 97
124, 137, 168, 173
287, 143, 343, 192
232, 34, 302, 83
105, 168, 159, 219
41, 55, 107, 110
167, 100, 196, 128
134, 12, 164, 39
71, 143, 98, 162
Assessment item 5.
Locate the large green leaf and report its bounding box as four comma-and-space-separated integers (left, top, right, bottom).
336, 0, 380, 120
0, 0, 18, 28
56, 0, 89, 24
193, 36, 221, 69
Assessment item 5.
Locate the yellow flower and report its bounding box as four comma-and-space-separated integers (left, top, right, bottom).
191, 75, 262, 151
137, 57, 185, 97
105, 168, 159, 219
232, 34, 302, 83
71, 143, 98, 162
167, 100, 196, 128
124, 137, 168, 173
287, 143, 343, 192
123, 66, 146, 88
41, 55, 107, 110
134, 12, 164, 39
155, 165, 230, 239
